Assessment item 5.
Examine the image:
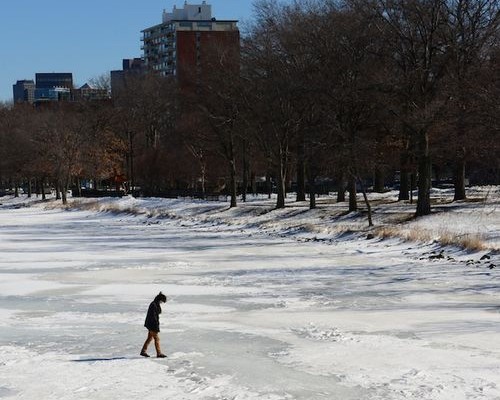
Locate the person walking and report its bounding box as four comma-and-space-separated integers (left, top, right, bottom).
140, 292, 167, 358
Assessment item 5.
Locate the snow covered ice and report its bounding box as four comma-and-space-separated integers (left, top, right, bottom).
0, 191, 499, 399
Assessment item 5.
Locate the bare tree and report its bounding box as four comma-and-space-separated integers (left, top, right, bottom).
89, 73, 112, 92
196, 37, 244, 208
243, 0, 307, 209
367, 0, 450, 216
112, 73, 177, 194
0, 104, 39, 196
32, 105, 87, 204
442, 0, 500, 200
78, 101, 126, 193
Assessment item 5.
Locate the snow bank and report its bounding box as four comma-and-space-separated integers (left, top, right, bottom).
43, 186, 500, 251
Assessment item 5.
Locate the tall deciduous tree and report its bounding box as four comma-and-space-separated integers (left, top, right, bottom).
443, 0, 500, 200
196, 38, 243, 208
244, 0, 308, 209
369, 0, 450, 216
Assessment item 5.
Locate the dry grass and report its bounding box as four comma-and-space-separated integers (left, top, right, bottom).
438, 231, 486, 251
55, 199, 149, 217
373, 226, 397, 239
374, 226, 486, 252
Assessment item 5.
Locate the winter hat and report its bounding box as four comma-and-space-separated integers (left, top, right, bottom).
155, 292, 167, 303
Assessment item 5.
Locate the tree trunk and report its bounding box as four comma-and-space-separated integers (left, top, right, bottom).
128, 131, 135, 195
296, 137, 306, 202
374, 167, 385, 193
250, 171, 256, 195
276, 168, 286, 209
434, 164, 442, 185
200, 164, 206, 199
27, 178, 32, 198
41, 177, 46, 201
229, 160, 237, 208
337, 170, 346, 202
61, 174, 71, 205
398, 151, 410, 201
357, 176, 373, 227
55, 181, 61, 200
61, 188, 67, 205
276, 153, 287, 209
14, 181, 19, 198
410, 173, 416, 204
416, 132, 432, 217
348, 175, 357, 212
242, 150, 248, 203
285, 168, 292, 197
266, 171, 272, 199
308, 174, 316, 210
399, 171, 410, 201
453, 90, 467, 201
453, 148, 466, 201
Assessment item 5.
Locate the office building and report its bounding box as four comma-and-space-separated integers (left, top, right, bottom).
13, 80, 35, 104
110, 58, 146, 96
34, 73, 74, 102
35, 73, 73, 89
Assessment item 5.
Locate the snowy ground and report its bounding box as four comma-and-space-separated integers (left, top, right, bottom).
0, 189, 499, 399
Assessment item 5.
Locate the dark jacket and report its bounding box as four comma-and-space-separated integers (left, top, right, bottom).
144, 301, 162, 332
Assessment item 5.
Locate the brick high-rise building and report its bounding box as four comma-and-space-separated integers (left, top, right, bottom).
141, 1, 239, 84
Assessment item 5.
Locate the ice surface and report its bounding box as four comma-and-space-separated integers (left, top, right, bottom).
0, 193, 499, 399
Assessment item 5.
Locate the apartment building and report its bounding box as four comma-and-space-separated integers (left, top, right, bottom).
141, 1, 239, 83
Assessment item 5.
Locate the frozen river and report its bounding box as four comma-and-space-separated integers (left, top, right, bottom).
1, 201, 499, 399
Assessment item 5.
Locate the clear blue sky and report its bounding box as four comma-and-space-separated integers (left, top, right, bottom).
0, 1, 257, 102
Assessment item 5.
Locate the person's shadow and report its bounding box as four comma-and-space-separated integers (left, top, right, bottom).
71, 357, 132, 362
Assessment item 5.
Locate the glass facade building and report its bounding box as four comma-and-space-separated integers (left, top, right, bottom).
12, 80, 35, 104
35, 73, 73, 89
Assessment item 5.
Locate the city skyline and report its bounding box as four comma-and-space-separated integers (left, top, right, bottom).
0, 1, 257, 102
